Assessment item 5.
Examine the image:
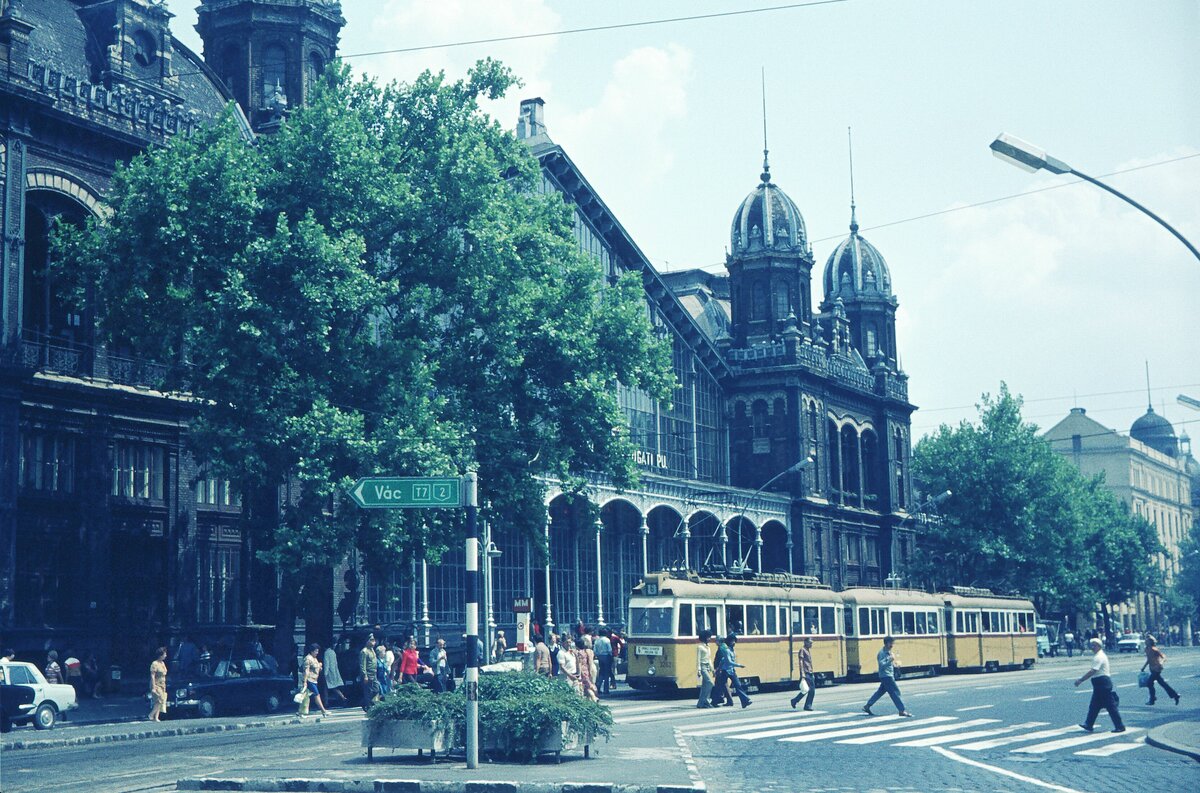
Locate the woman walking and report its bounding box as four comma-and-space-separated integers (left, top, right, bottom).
1142, 636, 1181, 706
148, 647, 168, 722
298, 643, 330, 717
577, 635, 598, 702
396, 638, 421, 684
560, 637, 582, 694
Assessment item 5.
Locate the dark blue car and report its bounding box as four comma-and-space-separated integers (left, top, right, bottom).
168, 656, 295, 718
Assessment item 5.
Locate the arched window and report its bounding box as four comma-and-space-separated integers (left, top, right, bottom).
773, 283, 790, 320
751, 282, 768, 321
840, 424, 860, 496
306, 51, 325, 98
751, 400, 769, 439
219, 44, 240, 95
261, 44, 286, 105
861, 430, 879, 500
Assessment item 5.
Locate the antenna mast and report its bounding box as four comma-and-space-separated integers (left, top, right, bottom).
760, 67, 770, 182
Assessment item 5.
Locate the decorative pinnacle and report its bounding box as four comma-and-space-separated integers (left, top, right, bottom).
848, 126, 859, 233
761, 68, 771, 183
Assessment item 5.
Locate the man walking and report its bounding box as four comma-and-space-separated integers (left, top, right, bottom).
714, 633, 752, 709
1141, 636, 1180, 706
790, 637, 816, 710
359, 634, 380, 712
696, 629, 715, 708
863, 637, 913, 717
594, 628, 614, 695
1063, 629, 1075, 658
1075, 637, 1125, 732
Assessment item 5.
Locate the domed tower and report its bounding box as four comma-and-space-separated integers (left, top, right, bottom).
821, 203, 898, 368
196, 0, 345, 132
1131, 406, 1178, 458
726, 149, 815, 347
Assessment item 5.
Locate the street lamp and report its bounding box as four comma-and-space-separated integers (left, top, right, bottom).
1178, 394, 1200, 412
989, 133, 1200, 264
888, 489, 952, 587
481, 511, 502, 658
729, 457, 813, 575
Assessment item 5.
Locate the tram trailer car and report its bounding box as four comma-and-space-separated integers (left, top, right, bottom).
943, 589, 1038, 672
625, 571, 846, 691
842, 588, 947, 679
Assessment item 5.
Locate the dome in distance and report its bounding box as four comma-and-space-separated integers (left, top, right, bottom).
730, 169, 808, 255
822, 207, 892, 301
1131, 406, 1178, 457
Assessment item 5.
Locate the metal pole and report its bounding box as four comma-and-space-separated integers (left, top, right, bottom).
420, 555, 431, 647
595, 518, 605, 626
485, 515, 495, 654
543, 514, 554, 631
1070, 168, 1200, 264
463, 472, 479, 769
640, 516, 649, 575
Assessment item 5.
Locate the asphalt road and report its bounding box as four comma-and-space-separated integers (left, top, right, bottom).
1, 649, 1196, 793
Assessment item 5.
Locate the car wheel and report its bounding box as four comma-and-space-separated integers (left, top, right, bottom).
265, 693, 281, 713
33, 703, 56, 730
197, 696, 216, 719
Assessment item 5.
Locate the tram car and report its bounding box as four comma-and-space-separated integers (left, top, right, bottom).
625, 571, 1037, 692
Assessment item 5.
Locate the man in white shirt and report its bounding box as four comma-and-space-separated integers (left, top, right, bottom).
1074, 637, 1125, 732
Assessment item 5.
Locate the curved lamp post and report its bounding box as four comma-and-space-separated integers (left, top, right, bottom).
887, 489, 953, 588
989, 133, 1200, 264
729, 457, 814, 575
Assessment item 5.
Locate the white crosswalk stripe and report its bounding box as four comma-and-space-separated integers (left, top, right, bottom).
951, 725, 1079, 750
895, 721, 1048, 747
679, 710, 839, 737
1075, 741, 1145, 757
781, 716, 955, 743
1011, 727, 1141, 754
839, 718, 998, 745
729, 714, 881, 741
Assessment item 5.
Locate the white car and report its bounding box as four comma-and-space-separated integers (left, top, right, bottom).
0, 661, 78, 729
1116, 633, 1145, 653
479, 648, 534, 674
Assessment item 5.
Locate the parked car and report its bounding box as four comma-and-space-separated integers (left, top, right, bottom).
168, 656, 296, 718
480, 648, 534, 674
1116, 633, 1145, 653
1, 682, 36, 732
0, 661, 78, 730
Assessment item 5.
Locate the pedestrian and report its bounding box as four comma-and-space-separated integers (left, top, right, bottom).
696, 629, 715, 708
790, 637, 816, 710
1, 649, 13, 662
710, 635, 734, 706
63, 651, 83, 697
44, 650, 63, 684
1074, 637, 1125, 732
359, 634, 380, 712
863, 637, 912, 717
534, 634, 552, 678
548, 632, 562, 677
594, 628, 614, 695
430, 638, 449, 692
1141, 636, 1180, 706
560, 637, 582, 694
298, 643, 330, 717
82, 653, 102, 699
375, 644, 392, 695
148, 646, 168, 722
396, 638, 421, 684
322, 642, 347, 703
577, 635, 598, 702
491, 630, 508, 664
608, 628, 624, 690
716, 633, 752, 708
1064, 629, 1075, 658
197, 644, 212, 676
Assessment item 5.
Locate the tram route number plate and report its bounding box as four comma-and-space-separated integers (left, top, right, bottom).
634, 645, 663, 657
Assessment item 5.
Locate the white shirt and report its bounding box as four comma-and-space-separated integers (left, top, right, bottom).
560, 650, 578, 676
1090, 649, 1110, 678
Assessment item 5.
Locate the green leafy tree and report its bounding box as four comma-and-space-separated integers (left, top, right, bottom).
54, 62, 673, 649
1166, 533, 1200, 632
910, 384, 1161, 618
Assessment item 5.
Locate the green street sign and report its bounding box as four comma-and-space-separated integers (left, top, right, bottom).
349, 476, 463, 509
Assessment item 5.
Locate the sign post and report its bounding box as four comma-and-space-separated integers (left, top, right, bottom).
347, 472, 480, 769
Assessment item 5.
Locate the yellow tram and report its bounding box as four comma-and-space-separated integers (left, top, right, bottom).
625, 571, 1038, 691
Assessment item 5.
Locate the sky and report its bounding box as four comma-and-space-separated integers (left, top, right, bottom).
166, 0, 1200, 444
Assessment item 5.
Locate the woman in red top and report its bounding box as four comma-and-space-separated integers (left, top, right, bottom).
396, 638, 421, 684
1141, 636, 1180, 706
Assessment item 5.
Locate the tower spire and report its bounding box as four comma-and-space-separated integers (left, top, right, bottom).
760, 67, 771, 183
848, 126, 859, 233
1145, 360, 1153, 411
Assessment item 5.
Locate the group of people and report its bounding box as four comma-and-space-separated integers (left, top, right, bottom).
528, 626, 621, 700
355, 633, 452, 711
7, 648, 106, 701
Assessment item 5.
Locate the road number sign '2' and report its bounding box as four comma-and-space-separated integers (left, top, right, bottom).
348, 476, 463, 509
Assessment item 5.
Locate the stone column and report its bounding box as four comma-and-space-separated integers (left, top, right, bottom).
640, 515, 649, 575
594, 518, 605, 626
420, 556, 431, 646
542, 514, 554, 631
755, 523, 763, 573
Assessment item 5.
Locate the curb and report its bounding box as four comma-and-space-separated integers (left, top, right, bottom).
1145, 722, 1200, 762
177, 780, 704, 793
1, 716, 304, 751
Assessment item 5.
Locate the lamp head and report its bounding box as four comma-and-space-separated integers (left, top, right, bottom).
787, 457, 815, 473
1178, 394, 1200, 412
990, 133, 1071, 175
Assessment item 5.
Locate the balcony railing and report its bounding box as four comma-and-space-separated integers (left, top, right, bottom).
9, 337, 168, 390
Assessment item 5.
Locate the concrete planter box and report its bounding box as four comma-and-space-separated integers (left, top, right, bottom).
362, 719, 455, 761
483, 721, 594, 763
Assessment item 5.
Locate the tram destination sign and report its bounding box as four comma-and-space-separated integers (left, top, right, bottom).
349, 476, 463, 509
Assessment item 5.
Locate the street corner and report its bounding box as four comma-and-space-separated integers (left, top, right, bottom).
1145, 719, 1200, 762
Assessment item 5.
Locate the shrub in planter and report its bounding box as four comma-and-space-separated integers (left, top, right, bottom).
472, 672, 613, 761
364, 683, 461, 760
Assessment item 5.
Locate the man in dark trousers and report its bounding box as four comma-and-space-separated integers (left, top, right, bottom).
863, 637, 912, 717
1075, 637, 1125, 732
712, 633, 752, 709
358, 634, 379, 712
1141, 636, 1180, 706
790, 637, 816, 710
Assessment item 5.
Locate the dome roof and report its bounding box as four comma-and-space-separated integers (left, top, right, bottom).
822, 207, 893, 300
1131, 406, 1178, 457
729, 163, 808, 255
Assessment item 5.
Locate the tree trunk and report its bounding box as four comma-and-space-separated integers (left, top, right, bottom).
304, 564, 334, 649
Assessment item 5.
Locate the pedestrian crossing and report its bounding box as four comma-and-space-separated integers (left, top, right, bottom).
607, 699, 1157, 759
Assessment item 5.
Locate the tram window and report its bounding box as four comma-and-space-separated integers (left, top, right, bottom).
820, 607, 835, 634
779, 607, 788, 634
631, 606, 673, 636
916, 612, 927, 635
697, 606, 719, 634
766, 605, 777, 635
792, 607, 804, 634
903, 611, 916, 635
803, 606, 820, 634
873, 608, 885, 635
929, 611, 939, 634
859, 608, 870, 635
726, 605, 745, 635
955, 612, 963, 633
981, 612, 991, 633
844, 608, 855, 636
967, 612, 978, 632
889, 611, 902, 635
746, 604, 765, 635
678, 603, 694, 637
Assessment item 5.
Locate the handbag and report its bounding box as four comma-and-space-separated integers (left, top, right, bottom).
293, 689, 308, 704
1137, 670, 1151, 688
798, 677, 811, 697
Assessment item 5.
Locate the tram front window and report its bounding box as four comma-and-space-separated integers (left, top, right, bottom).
631, 606, 673, 637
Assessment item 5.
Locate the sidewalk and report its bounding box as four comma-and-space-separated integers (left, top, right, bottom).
1, 709, 306, 751
1146, 720, 1200, 762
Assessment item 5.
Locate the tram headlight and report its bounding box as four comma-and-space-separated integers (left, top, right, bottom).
647, 664, 656, 676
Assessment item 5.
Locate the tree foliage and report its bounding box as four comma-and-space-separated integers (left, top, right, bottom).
910, 384, 1162, 615
54, 62, 673, 582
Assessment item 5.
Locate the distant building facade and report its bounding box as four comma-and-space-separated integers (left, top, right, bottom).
1044, 406, 1195, 641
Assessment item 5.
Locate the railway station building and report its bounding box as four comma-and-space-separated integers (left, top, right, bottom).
1, 0, 917, 663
